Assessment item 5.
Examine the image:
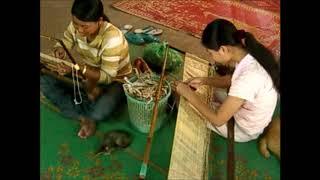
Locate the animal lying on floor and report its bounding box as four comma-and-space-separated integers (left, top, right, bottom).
95, 130, 132, 156
258, 117, 280, 160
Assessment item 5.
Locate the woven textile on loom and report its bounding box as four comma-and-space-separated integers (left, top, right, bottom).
167, 53, 217, 179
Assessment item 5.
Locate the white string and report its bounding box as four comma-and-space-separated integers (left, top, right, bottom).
71, 65, 82, 105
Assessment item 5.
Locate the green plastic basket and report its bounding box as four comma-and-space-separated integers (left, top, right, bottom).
124, 75, 171, 133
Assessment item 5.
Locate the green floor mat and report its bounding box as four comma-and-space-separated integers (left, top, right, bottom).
41, 102, 177, 179
208, 135, 280, 179
41, 42, 280, 179
41, 101, 280, 179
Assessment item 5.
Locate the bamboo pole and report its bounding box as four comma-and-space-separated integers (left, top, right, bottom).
40, 52, 126, 85
40, 52, 74, 67
40, 34, 77, 64
138, 43, 169, 179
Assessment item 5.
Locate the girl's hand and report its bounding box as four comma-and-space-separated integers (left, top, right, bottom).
172, 81, 193, 97
53, 47, 67, 59
184, 77, 206, 90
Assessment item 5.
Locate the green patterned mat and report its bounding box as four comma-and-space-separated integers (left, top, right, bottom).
40, 43, 280, 179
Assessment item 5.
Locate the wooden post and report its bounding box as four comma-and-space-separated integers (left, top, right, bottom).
227, 117, 235, 180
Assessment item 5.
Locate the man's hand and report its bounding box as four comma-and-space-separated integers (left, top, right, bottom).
55, 62, 72, 76
53, 47, 67, 59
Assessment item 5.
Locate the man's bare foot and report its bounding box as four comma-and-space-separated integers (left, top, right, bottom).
78, 117, 96, 139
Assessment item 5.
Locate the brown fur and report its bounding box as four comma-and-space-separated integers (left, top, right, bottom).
258, 117, 280, 160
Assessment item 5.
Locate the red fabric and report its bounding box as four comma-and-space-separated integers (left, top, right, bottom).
113, 0, 280, 58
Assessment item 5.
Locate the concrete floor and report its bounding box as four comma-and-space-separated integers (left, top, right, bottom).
40, 0, 212, 61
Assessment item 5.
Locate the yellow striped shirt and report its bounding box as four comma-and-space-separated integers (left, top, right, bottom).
56, 21, 132, 84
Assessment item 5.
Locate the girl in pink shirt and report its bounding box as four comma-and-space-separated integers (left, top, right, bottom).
173, 19, 279, 142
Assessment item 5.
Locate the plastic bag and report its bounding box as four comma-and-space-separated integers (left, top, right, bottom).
143, 42, 183, 72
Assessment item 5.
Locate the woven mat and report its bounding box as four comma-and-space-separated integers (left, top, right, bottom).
113, 0, 280, 58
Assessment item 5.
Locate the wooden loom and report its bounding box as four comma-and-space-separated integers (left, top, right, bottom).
167, 53, 214, 179
167, 53, 235, 179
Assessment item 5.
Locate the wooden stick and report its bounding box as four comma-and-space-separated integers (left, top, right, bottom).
40, 52, 126, 84
139, 43, 169, 179
40, 52, 73, 67
40, 34, 77, 64
227, 117, 235, 180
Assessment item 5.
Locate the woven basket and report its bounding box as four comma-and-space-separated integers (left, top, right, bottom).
124, 75, 171, 133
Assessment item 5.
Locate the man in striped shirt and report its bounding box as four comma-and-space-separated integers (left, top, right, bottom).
40, 0, 132, 139
55, 17, 132, 85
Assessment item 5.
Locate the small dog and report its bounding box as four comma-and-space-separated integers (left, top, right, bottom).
95, 130, 132, 156
258, 117, 280, 160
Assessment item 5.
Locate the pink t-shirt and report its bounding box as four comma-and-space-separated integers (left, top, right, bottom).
228, 54, 278, 141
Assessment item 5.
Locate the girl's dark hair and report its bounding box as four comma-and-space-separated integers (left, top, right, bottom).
202, 19, 279, 92
71, 0, 110, 22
